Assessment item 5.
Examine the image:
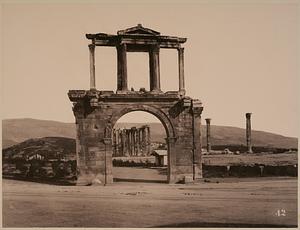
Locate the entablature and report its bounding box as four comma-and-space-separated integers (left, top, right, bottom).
86, 24, 186, 49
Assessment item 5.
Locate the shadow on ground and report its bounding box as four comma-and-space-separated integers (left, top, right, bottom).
2, 175, 76, 186
113, 178, 167, 183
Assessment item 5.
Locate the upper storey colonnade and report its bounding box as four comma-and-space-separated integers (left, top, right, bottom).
86, 24, 187, 95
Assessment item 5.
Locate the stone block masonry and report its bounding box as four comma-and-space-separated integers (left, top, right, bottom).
68, 25, 203, 185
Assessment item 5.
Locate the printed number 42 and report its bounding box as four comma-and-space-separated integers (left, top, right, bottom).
275, 209, 286, 216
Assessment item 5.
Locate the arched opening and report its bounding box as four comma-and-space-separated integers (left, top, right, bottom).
111, 111, 168, 183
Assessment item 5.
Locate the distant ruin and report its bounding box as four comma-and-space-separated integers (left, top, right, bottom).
112, 125, 151, 157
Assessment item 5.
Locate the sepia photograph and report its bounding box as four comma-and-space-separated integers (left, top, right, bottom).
1, 0, 298, 228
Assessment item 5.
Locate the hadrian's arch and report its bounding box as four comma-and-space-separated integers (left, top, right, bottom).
68, 24, 203, 185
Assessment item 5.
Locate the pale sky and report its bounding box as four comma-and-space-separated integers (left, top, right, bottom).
1, 1, 299, 137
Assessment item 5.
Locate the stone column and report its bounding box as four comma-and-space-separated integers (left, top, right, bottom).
131, 129, 134, 156
141, 127, 146, 155
128, 129, 132, 156
89, 44, 96, 90
139, 128, 142, 155
246, 113, 253, 153
178, 47, 185, 95
137, 128, 141, 156
136, 129, 139, 155
146, 126, 151, 155
120, 130, 124, 156
118, 129, 123, 156
116, 129, 120, 156
205, 118, 211, 152
117, 43, 128, 92
126, 129, 130, 156
118, 130, 122, 156
133, 128, 137, 156
131, 128, 135, 155
149, 45, 161, 92
124, 130, 127, 156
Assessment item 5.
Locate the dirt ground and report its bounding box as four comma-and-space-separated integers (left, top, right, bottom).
2, 167, 298, 228
112, 166, 167, 182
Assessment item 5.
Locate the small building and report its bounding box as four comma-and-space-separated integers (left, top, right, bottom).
28, 153, 44, 161
151, 150, 168, 166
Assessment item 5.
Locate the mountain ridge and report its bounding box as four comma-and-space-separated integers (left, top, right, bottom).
2, 118, 298, 149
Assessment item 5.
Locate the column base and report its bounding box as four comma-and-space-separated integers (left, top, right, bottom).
116, 90, 130, 94
193, 163, 203, 179
76, 173, 113, 186
178, 90, 186, 96
168, 173, 195, 184
149, 89, 163, 94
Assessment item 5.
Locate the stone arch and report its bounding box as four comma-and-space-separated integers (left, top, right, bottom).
110, 104, 176, 139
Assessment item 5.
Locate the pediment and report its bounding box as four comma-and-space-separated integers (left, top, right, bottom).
117, 24, 160, 36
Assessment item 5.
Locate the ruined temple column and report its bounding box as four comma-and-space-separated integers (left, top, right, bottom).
117, 43, 128, 91
149, 45, 161, 92
131, 128, 136, 156
205, 118, 211, 152
131, 128, 135, 155
129, 129, 133, 156
126, 130, 130, 156
246, 113, 253, 153
139, 128, 143, 155
137, 128, 141, 156
128, 129, 132, 156
119, 130, 123, 156
120, 130, 125, 156
135, 129, 138, 155
115, 129, 120, 156
88, 44, 96, 90
178, 47, 185, 95
141, 127, 146, 155
146, 126, 151, 155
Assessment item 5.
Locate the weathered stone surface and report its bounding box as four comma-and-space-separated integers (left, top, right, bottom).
205, 118, 211, 152
69, 25, 204, 185
69, 91, 203, 184
246, 113, 253, 153
112, 125, 151, 157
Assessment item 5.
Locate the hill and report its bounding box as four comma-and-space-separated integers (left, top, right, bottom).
2, 119, 76, 149
3, 137, 75, 160
2, 118, 298, 149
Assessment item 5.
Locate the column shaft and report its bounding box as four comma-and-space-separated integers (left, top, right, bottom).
205, 118, 211, 152
149, 46, 161, 91
112, 129, 116, 156
136, 128, 140, 156
126, 130, 130, 156
146, 126, 151, 155
89, 44, 96, 90
178, 47, 185, 94
142, 127, 146, 155
246, 113, 253, 153
117, 44, 128, 91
